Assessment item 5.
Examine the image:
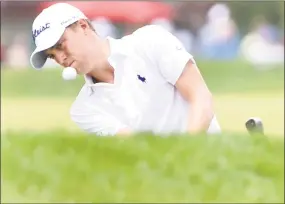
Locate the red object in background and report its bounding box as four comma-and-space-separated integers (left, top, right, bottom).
39, 1, 173, 24
0, 45, 5, 62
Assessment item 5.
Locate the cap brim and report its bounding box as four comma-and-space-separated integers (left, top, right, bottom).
30, 25, 65, 69
30, 47, 48, 69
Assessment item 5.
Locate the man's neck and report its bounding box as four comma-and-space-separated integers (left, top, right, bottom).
88, 38, 115, 84
88, 64, 115, 84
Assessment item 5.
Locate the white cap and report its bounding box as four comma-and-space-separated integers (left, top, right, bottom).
30, 3, 87, 69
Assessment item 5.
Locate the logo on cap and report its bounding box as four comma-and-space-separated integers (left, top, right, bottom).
61, 16, 78, 26
33, 23, 50, 39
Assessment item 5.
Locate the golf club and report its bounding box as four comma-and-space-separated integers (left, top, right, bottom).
245, 117, 264, 135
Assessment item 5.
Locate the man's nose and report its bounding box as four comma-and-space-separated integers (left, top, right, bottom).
55, 51, 68, 67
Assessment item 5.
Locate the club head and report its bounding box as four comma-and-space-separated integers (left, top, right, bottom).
245, 117, 264, 135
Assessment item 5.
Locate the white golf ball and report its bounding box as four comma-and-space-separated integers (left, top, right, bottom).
62, 67, 77, 80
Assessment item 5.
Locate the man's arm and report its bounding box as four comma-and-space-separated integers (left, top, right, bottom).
134, 25, 215, 134
116, 128, 133, 137
70, 104, 133, 137
175, 60, 214, 134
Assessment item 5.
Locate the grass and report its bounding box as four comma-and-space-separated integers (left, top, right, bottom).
1, 131, 284, 203
214, 92, 284, 136
1, 60, 284, 98
2, 92, 284, 136
1, 61, 284, 202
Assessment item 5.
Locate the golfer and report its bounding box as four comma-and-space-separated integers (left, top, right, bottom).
30, 3, 221, 136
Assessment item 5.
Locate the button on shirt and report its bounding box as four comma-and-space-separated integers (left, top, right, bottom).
70, 25, 221, 136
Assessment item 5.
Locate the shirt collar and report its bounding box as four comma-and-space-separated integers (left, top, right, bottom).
107, 36, 134, 61
84, 36, 132, 85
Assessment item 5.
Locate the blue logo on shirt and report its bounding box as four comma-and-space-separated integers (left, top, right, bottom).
32, 23, 50, 39
137, 75, 146, 83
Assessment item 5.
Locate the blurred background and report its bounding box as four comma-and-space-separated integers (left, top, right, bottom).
1, 1, 284, 136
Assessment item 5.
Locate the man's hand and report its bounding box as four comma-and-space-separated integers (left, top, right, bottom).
116, 128, 133, 137
175, 59, 214, 134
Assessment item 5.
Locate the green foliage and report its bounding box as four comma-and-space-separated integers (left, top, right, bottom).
280, 2, 284, 29
228, 2, 284, 34
1, 68, 84, 98
198, 60, 283, 94
2, 131, 284, 203
1, 60, 283, 98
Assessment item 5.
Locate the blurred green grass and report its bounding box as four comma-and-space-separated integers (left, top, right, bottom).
1, 60, 284, 203
1, 93, 284, 136
1, 131, 284, 203
1, 60, 284, 98
1, 60, 284, 135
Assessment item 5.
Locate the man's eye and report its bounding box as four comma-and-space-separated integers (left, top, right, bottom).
53, 41, 63, 50
56, 43, 62, 49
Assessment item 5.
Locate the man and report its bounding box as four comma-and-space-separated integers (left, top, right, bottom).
30, 3, 221, 136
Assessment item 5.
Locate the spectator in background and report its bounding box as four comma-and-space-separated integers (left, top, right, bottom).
150, 18, 174, 33
91, 17, 117, 38
239, 15, 284, 68
197, 3, 240, 60
254, 16, 282, 44
150, 17, 194, 53
173, 26, 194, 53
6, 34, 29, 69
0, 44, 5, 66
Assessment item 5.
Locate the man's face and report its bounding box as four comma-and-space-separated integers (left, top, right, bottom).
45, 21, 96, 74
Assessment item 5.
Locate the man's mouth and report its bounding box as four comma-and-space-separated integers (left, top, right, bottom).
69, 61, 75, 68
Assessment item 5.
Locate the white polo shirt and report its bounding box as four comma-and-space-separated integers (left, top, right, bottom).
70, 25, 221, 136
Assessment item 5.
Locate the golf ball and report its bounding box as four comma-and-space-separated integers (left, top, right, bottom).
62, 67, 77, 80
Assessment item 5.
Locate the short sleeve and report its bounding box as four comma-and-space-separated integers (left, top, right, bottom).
134, 25, 195, 85
70, 102, 129, 136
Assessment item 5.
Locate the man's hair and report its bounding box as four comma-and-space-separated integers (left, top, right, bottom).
67, 19, 96, 32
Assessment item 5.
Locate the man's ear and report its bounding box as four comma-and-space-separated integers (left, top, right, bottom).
77, 19, 88, 31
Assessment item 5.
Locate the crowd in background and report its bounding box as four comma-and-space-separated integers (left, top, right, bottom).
1, 2, 284, 70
